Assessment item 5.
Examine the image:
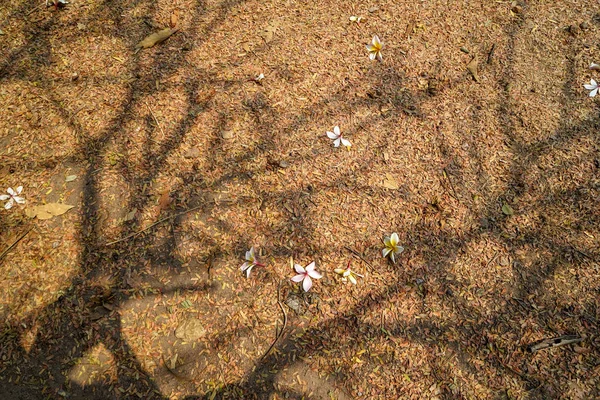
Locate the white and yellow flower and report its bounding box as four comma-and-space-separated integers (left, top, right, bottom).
366, 35, 383, 61
382, 233, 404, 263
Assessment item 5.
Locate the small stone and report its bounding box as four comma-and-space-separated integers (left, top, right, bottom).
184, 147, 200, 158
580, 21, 590, 30
278, 160, 289, 168
71, 72, 79, 81
175, 318, 206, 341
221, 130, 234, 139
368, 6, 379, 13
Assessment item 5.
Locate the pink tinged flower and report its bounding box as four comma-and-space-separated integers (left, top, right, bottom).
291, 261, 322, 292
240, 247, 264, 278
584, 79, 599, 97
326, 126, 351, 148
366, 35, 383, 61
334, 262, 363, 284
0, 186, 25, 210
382, 232, 404, 264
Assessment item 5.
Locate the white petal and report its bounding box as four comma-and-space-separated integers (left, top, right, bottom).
395, 245, 405, 255
0, 195, 9, 201
241, 262, 250, 271
245, 264, 254, 278
327, 131, 338, 139
6, 188, 15, 196
4, 199, 14, 209
302, 275, 313, 292
305, 262, 316, 272
390, 233, 399, 246
15, 186, 23, 194
308, 269, 322, 279
334, 138, 341, 147
591, 88, 599, 97
294, 264, 305, 274
377, 52, 383, 62
372, 35, 380, 45
382, 248, 392, 257
369, 52, 376, 60
291, 274, 305, 283
13, 196, 25, 204
341, 138, 351, 147
348, 274, 357, 285
389, 252, 396, 263
334, 268, 345, 275
584, 84, 596, 90
334, 126, 340, 136
591, 62, 600, 70
591, 79, 598, 86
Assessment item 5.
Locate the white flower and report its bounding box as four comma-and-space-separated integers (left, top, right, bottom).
291, 261, 322, 292
366, 35, 383, 61
382, 233, 404, 263
0, 186, 25, 210
590, 62, 600, 71
349, 16, 363, 23
326, 126, 351, 148
584, 79, 599, 97
334, 262, 363, 284
240, 247, 264, 278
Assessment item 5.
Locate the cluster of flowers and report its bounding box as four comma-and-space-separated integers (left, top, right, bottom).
241, 233, 404, 292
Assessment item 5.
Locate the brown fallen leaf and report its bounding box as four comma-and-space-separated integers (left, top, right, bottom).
158, 190, 172, 210
135, 27, 179, 52
383, 173, 399, 190
466, 56, 480, 82
170, 10, 179, 28
26, 203, 74, 220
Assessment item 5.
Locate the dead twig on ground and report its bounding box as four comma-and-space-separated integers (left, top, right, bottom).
526, 335, 583, 353
344, 246, 376, 273
0, 227, 32, 261
145, 101, 165, 137
105, 205, 204, 246
260, 279, 287, 360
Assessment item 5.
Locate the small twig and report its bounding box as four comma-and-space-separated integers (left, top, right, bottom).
526, 335, 583, 353
105, 205, 204, 246
0, 227, 32, 261
442, 168, 459, 201
487, 43, 496, 64
344, 246, 375, 273
260, 279, 287, 360
145, 101, 165, 137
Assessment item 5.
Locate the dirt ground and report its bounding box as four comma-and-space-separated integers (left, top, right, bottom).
1, 0, 600, 399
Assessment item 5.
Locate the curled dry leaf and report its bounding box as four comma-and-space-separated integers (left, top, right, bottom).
136, 27, 179, 51
466, 56, 480, 82
170, 10, 179, 28
26, 203, 74, 220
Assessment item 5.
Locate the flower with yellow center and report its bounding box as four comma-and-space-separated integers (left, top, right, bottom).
382, 233, 404, 263
366, 35, 383, 61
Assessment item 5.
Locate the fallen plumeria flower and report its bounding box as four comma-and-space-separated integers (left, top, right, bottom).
366, 35, 383, 61
240, 247, 265, 278
0, 186, 25, 210
382, 232, 404, 263
584, 79, 599, 97
291, 261, 322, 292
590, 62, 600, 71
326, 126, 351, 148
349, 16, 363, 23
334, 261, 363, 284
46, 0, 68, 9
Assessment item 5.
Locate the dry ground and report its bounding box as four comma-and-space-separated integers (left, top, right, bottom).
1, 0, 600, 399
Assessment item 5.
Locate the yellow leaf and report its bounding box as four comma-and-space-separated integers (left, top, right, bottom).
27, 203, 74, 220
136, 28, 179, 51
